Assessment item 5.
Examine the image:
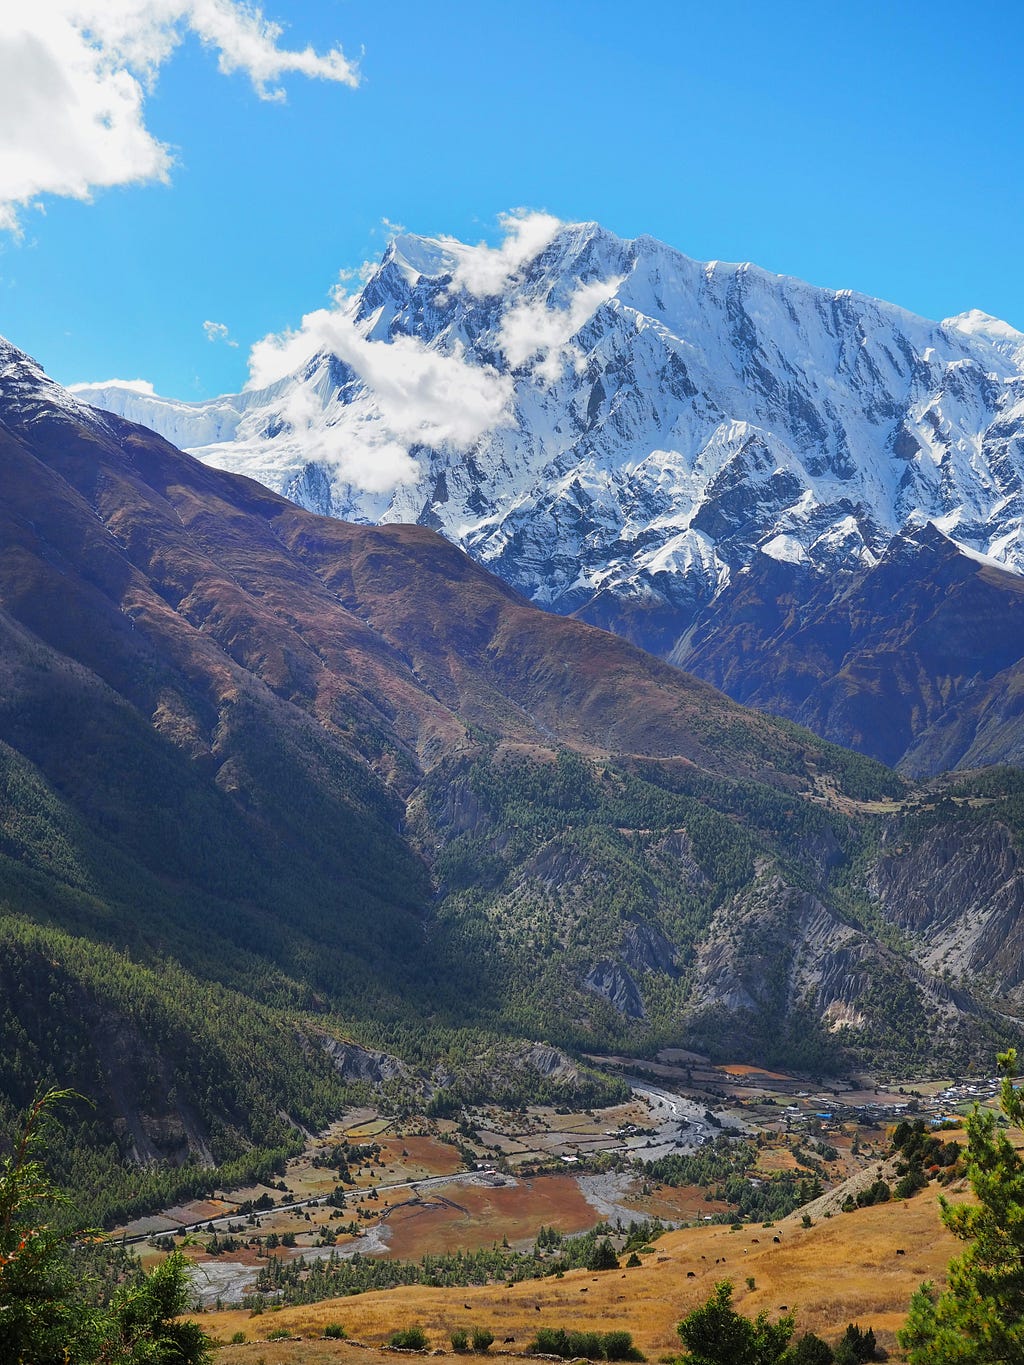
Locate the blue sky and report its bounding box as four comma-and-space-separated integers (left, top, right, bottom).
2, 0, 1022, 398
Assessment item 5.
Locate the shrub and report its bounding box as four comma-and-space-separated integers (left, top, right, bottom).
471, 1327, 495, 1352
677, 1281, 793, 1365
450, 1328, 470, 1353
230, 1332, 246, 1344
833, 1323, 877, 1363
894, 1167, 927, 1200
530, 1327, 644, 1360
324, 1323, 347, 1339
390, 1326, 429, 1350
856, 1180, 891, 1209
603, 1329, 643, 1360
533, 1328, 576, 1357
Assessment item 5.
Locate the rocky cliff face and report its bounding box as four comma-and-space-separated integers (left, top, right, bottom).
685, 868, 979, 1066
868, 817, 1024, 1004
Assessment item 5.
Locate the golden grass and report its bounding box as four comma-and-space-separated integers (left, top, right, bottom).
205, 1188, 961, 1361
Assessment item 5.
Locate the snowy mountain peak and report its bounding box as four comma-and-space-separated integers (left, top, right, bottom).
387, 232, 460, 284
69, 219, 1024, 653
942, 308, 1024, 364
1, 335, 112, 430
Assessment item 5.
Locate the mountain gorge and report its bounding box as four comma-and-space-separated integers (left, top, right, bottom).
72, 221, 1024, 769
3, 333, 1024, 1220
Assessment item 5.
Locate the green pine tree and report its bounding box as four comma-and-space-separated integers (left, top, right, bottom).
900, 1049, 1024, 1364
0, 1088, 211, 1365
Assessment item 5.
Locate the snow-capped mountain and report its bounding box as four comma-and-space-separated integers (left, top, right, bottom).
73, 221, 1024, 658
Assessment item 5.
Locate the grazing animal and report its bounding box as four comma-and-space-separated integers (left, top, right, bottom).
687, 1271, 696, 1279
896, 1248, 906, 1255
773, 1236, 781, 1243
580, 1287, 588, 1292
504, 1337, 515, 1345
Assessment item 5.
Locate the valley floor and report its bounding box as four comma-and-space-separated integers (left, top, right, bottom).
114, 1056, 997, 1321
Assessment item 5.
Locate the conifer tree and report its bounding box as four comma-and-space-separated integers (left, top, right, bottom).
900, 1049, 1024, 1364
0, 1088, 210, 1364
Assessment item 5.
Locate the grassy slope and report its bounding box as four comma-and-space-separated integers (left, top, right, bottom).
202, 1186, 962, 1357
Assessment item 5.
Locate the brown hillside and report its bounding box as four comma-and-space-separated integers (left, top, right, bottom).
0, 353, 867, 794
204, 1189, 962, 1359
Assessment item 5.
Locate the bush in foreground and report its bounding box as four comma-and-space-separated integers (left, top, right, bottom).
676, 1281, 794, 1365
390, 1325, 429, 1350
530, 1326, 644, 1360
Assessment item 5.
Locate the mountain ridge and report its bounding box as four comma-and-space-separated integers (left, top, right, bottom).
66, 221, 1024, 768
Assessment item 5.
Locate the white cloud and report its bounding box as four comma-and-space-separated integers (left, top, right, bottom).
68, 376, 156, 394
203, 318, 238, 346
499, 275, 623, 385
275, 380, 421, 495
0, 2, 359, 232
442, 210, 562, 298
246, 298, 513, 494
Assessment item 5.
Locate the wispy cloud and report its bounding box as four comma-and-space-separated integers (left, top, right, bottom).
68, 376, 156, 394
0, 2, 359, 233
442, 210, 562, 298
247, 293, 512, 494
202, 318, 238, 347
499, 275, 623, 385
